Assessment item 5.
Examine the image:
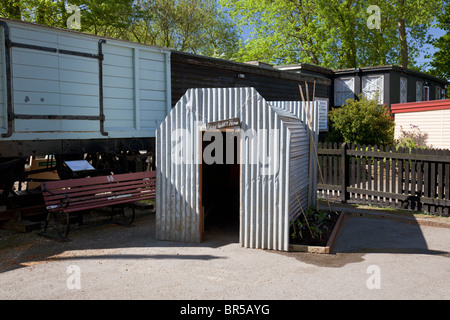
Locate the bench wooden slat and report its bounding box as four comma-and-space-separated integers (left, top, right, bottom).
43, 180, 155, 203
60, 193, 155, 213
42, 171, 155, 189
39, 171, 156, 239
42, 178, 156, 197
42, 171, 154, 190
44, 189, 155, 207
45, 189, 155, 211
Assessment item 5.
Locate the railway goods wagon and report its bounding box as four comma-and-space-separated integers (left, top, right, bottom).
0, 18, 171, 200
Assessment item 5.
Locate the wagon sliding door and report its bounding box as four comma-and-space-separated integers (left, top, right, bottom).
8, 28, 103, 137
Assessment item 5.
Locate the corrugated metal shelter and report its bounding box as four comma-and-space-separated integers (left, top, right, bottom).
392, 99, 450, 150
155, 87, 318, 251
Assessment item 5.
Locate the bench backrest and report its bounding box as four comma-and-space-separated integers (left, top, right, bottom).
41, 171, 156, 212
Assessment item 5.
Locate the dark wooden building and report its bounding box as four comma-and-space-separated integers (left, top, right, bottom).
170, 51, 332, 107
332, 65, 448, 108
170, 53, 448, 138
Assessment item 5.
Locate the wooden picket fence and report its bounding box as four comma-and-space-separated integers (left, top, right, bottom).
316, 142, 450, 216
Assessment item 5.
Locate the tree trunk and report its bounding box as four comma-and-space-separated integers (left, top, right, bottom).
398, 0, 408, 68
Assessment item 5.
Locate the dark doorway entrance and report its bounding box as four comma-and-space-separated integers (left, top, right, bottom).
200, 130, 240, 239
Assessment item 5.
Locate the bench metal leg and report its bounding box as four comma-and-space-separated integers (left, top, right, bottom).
129, 204, 136, 224
38, 210, 70, 241
111, 204, 135, 226
39, 204, 138, 240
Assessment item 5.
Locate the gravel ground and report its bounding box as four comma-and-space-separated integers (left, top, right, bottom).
0, 206, 449, 301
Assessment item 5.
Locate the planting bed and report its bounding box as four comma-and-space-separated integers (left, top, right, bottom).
289, 210, 345, 254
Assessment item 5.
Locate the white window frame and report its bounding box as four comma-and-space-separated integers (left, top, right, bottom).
416, 81, 423, 102
424, 86, 430, 101
362, 75, 384, 105
400, 77, 407, 104
334, 77, 355, 106
436, 86, 441, 100
315, 97, 329, 131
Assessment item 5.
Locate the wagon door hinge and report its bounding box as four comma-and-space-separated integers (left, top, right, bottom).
98, 39, 108, 136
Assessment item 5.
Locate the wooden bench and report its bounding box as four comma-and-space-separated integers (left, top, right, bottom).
39, 171, 156, 239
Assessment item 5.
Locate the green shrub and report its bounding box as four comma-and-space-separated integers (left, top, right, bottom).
395, 124, 430, 150
328, 94, 395, 146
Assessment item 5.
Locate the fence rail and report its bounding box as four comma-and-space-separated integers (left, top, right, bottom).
317, 142, 450, 216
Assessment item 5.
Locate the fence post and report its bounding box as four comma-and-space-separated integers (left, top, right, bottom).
341, 142, 350, 202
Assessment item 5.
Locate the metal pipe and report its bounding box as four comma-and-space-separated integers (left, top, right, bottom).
0, 21, 13, 138
98, 39, 108, 136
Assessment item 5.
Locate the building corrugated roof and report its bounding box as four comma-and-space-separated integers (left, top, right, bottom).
391, 99, 450, 114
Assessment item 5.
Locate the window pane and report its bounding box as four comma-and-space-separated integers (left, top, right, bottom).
334, 77, 355, 106
416, 81, 423, 102
362, 75, 383, 104
400, 77, 407, 103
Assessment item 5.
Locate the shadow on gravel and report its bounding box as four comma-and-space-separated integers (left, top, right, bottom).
2, 204, 450, 273
0, 209, 234, 273
49, 253, 226, 261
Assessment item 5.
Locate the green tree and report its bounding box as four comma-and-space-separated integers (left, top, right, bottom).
220, 0, 443, 69
129, 0, 240, 59
68, 0, 136, 38
391, 0, 443, 69
220, 0, 339, 66
0, 0, 240, 59
328, 94, 395, 146
0, 0, 135, 33
429, 1, 450, 85
0, 0, 22, 20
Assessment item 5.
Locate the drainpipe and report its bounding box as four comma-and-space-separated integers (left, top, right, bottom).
0, 21, 13, 138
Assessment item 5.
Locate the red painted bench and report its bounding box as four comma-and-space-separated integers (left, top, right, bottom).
39, 171, 156, 239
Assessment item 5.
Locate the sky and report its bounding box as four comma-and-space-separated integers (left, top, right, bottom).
418, 26, 445, 70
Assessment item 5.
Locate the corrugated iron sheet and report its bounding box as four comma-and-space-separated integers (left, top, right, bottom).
270, 100, 319, 213
156, 87, 318, 251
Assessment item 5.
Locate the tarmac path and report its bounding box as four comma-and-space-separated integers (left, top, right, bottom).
0, 205, 449, 300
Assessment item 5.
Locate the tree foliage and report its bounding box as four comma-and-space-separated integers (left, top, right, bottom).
220, 0, 443, 69
0, 0, 240, 59
328, 94, 395, 146
428, 1, 450, 85
129, 0, 240, 59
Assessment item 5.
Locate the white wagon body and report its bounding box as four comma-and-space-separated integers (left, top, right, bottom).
0, 18, 171, 143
